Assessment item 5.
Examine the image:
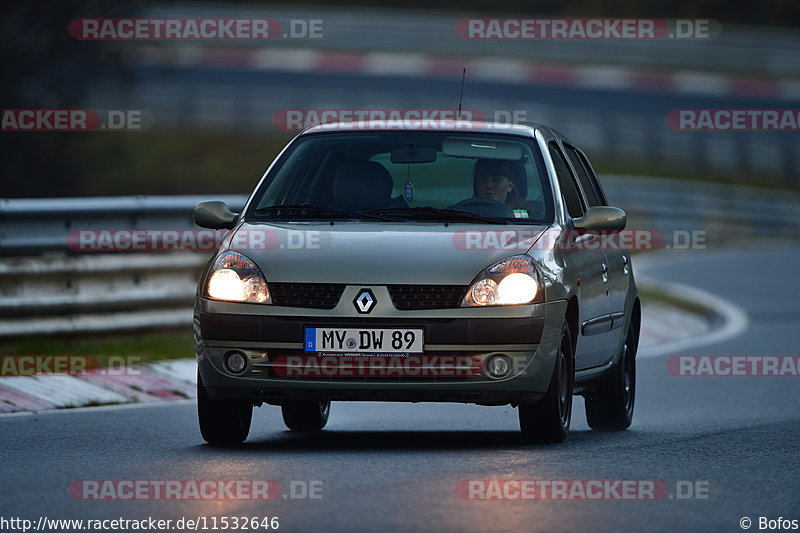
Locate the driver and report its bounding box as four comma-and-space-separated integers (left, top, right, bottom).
473, 158, 527, 210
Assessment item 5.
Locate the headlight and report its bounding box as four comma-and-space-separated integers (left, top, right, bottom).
462, 255, 540, 306
206, 252, 271, 304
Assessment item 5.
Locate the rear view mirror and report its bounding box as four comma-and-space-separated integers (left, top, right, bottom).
572, 206, 626, 232
193, 201, 239, 229
390, 146, 437, 164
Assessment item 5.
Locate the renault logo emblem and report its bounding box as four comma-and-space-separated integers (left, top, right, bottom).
353, 289, 376, 314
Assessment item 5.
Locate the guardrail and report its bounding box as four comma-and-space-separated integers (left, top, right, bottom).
0, 195, 246, 256
603, 176, 800, 242
2, 179, 799, 337
0, 195, 245, 337
0, 195, 246, 337
0, 254, 206, 337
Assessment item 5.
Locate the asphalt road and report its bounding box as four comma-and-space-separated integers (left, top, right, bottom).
2, 243, 799, 532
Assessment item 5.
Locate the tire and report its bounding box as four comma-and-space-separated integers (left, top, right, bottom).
282, 401, 331, 432
585, 323, 637, 430
197, 372, 252, 445
519, 323, 574, 444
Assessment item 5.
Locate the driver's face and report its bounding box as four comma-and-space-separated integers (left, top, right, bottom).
475, 174, 513, 203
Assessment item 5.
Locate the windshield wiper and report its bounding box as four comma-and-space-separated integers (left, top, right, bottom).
364, 207, 511, 225
253, 204, 401, 222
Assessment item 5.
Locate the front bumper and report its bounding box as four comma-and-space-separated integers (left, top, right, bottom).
196, 295, 567, 406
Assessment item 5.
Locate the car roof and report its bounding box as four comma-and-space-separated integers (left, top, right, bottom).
299, 120, 562, 141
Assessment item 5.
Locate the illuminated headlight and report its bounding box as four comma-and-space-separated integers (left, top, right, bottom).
463, 255, 540, 306
206, 251, 271, 304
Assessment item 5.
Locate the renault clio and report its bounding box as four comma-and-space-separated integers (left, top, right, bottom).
192, 121, 640, 445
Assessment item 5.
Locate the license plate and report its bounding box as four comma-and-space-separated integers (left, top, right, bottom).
304, 328, 424, 353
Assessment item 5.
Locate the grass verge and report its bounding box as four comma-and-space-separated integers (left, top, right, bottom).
637, 284, 714, 318
0, 329, 193, 367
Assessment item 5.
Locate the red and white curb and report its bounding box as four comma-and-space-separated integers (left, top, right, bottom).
640, 303, 711, 353
0, 359, 197, 414
141, 46, 800, 100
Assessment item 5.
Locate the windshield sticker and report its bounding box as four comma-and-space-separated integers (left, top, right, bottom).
513, 209, 530, 218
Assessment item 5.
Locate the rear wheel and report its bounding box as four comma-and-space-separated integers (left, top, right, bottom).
282, 401, 331, 432
585, 323, 636, 430
197, 372, 252, 445
519, 323, 574, 444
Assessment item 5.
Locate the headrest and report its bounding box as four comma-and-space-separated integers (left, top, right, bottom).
333, 161, 393, 211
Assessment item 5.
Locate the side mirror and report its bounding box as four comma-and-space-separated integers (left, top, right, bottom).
193, 201, 239, 229
572, 206, 626, 232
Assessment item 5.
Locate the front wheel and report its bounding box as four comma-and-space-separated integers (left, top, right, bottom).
585, 323, 637, 430
519, 323, 574, 444
197, 372, 252, 445
281, 401, 331, 433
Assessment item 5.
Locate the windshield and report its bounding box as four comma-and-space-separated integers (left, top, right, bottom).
246, 131, 554, 224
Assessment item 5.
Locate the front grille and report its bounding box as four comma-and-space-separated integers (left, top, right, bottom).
269, 283, 346, 309
388, 285, 468, 310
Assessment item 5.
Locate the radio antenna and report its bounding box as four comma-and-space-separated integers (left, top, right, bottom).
457, 68, 466, 119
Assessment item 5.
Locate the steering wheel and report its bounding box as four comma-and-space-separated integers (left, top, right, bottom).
448, 197, 515, 218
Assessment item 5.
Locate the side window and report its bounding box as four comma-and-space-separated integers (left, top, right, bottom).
548, 143, 584, 218
565, 145, 602, 207
575, 149, 607, 205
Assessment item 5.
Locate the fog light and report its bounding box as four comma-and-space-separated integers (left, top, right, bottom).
225, 351, 247, 374
486, 354, 512, 378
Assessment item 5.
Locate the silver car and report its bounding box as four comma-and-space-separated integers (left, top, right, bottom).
192, 122, 639, 445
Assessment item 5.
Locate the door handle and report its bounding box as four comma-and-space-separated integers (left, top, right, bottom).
622, 255, 629, 275
601, 263, 608, 283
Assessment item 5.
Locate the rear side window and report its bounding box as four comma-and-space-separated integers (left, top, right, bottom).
565, 145, 605, 206
565, 145, 602, 207
548, 143, 584, 218
576, 149, 607, 205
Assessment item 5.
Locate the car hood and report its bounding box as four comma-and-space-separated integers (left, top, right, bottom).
224, 221, 550, 285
